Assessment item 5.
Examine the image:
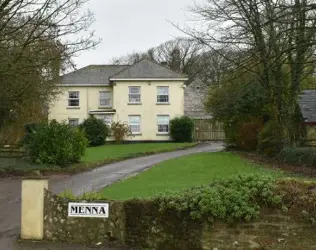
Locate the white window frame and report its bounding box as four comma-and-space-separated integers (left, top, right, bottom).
68, 118, 79, 126
157, 87, 169, 103
97, 115, 113, 127
128, 86, 141, 104
68, 91, 80, 107
157, 115, 170, 134
99, 91, 112, 107
128, 115, 141, 134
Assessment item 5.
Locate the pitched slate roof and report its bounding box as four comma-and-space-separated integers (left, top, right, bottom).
61, 65, 128, 85
109, 58, 187, 79
298, 90, 316, 122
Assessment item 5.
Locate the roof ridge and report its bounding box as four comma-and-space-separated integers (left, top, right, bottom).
143, 58, 185, 76
87, 64, 130, 67
61, 64, 129, 77
109, 58, 187, 79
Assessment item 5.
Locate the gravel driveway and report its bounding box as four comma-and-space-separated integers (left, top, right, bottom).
0, 142, 224, 249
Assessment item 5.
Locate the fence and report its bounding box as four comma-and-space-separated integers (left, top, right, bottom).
193, 119, 225, 141
0, 144, 26, 158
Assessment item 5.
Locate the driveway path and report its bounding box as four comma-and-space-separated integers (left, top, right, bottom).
0, 142, 224, 249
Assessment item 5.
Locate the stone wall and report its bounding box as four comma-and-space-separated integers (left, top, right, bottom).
184, 79, 212, 119
44, 191, 316, 249
43, 190, 125, 244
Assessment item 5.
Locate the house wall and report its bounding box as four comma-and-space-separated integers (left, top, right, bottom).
49, 81, 185, 141
48, 86, 113, 124
184, 79, 212, 119
113, 80, 185, 141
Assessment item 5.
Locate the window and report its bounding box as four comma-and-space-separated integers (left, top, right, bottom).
157, 87, 169, 103
68, 91, 79, 107
157, 115, 170, 133
98, 115, 113, 126
68, 118, 79, 126
128, 87, 141, 103
128, 115, 141, 134
99, 91, 111, 107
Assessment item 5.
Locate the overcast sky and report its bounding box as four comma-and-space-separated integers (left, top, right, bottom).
73, 0, 196, 68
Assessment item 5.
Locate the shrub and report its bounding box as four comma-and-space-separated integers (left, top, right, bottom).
235, 118, 263, 151
59, 188, 106, 201
24, 120, 88, 166
257, 120, 284, 157
110, 121, 131, 143
278, 147, 316, 168
80, 116, 109, 146
223, 121, 238, 149
22, 122, 45, 145
155, 174, 281, 222
170, 116, 194, 142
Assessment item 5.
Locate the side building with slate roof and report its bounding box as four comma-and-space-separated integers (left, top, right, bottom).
298, 90, 316, 143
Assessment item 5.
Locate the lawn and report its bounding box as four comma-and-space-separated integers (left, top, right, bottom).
0, 142, 196, 176
82, 142, 196, 162
100, 152, 288, 200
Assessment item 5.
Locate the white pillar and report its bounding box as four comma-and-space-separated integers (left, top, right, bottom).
21, 178, 48, 240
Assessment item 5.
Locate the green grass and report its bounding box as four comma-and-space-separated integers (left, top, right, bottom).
100, 152, 288, 200
82, 142, 196, 163
0, 142, 197, 176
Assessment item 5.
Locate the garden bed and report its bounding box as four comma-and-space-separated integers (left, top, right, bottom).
239, 151, 316, 178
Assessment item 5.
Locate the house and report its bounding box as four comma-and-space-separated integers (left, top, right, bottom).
48, 59, 188, 141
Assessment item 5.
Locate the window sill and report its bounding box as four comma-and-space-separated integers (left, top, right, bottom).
131, 133, 142, 136
98, 106, 112, 109
128, 103, 142, 105
156, 133, 170, 136
67, 107, 80, 109
156, 102, 170, 105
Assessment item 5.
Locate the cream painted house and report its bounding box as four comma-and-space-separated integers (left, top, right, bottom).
49, 59, 188, 141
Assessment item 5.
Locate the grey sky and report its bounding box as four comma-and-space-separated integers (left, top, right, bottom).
73, 0, 195, 68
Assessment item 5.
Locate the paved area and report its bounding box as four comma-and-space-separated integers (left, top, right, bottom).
0, 142, 224, 249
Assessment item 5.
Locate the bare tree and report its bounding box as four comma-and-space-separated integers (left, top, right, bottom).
110, 37, 216, 83
0, 0, 99, 129
183, 0, 316, 146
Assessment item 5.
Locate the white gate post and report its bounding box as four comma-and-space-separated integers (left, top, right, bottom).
21, 178, 48, 240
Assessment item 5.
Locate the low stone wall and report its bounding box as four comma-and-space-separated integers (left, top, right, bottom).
44, 191, 316, 249
44, 190, 125, 244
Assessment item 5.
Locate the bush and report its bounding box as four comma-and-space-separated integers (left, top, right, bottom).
170, 116, 194, 142
24, 120, 88, 166
155, 174, 281, 222
110, 121, 131, 143
223, 121, 238, 149
80, 116, 109, 146
257, 120, 284, 157
22, 122, 45, 145
278, 147, 316, 168
59, 188, 107, 201
235, 118, 263, 151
